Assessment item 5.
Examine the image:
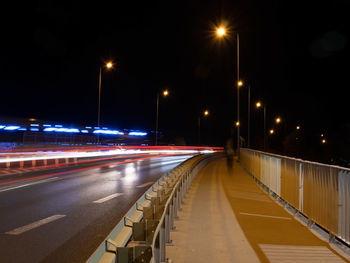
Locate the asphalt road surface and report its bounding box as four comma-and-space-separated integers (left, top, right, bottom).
0, 153, 194, 263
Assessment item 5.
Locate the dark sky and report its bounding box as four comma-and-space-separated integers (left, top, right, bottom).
0, 0, 349, 146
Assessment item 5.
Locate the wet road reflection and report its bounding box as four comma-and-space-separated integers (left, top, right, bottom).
0, 154, 194, 263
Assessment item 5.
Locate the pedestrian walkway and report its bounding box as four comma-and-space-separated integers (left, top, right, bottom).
166, 157, 350, 263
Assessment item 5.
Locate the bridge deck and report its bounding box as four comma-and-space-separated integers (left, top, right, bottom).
166, 157, 349, 262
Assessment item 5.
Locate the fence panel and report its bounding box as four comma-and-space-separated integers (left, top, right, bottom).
240, 148, 350, 246
338, 170, 350, 244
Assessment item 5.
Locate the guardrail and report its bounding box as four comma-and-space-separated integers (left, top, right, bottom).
87, 153, 215, 263
240, 148, 350, 247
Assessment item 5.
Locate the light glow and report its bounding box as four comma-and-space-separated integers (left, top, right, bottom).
128, 132, 147, 136
93, 129, 124, 135
4, 126, 20, 130
217, 27, 226, 37
106, 62, 113, 69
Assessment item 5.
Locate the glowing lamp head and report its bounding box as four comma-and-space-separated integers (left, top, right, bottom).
256, 102, 261, 108
296, 126, 300, 130
235, 121, 240, 127
322, 139, 326, 144
106, 62, 113, 69
204, 110, 209, 116
276, 117, 281, 124
217, 27, 226, 37
238, 81, 243, 87
270, 129, 274, 134
163, 90, 169, 96
321, 134, 324, 137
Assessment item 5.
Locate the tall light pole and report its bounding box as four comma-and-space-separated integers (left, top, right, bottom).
248, 84, 251, 148
155, 89, 169, 145
198, 109, 209, 146
98, 61, 113, 128
256, 101, 267, 151
216, 26, 241, 157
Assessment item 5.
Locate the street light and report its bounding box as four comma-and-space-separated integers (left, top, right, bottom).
215, 25, 241, 158
270, 129, 274, 135
98, 61, 113, 129
198, 109, 209, 145
296, 125, 300, 130
276, 117, 281, 124
256, 101, 267, 151
155, 89, 169, 146
217, 27, 226, 37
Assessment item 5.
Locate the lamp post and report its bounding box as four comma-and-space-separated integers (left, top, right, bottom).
98, 61, 113, 128
198, 110, 209, 146
256, 101, 267, 151
248, 84, 251, 148
216, 26, 241, 157
155, 89, 169, 145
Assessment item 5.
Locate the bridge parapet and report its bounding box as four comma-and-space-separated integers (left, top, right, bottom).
240, 148, 350, 247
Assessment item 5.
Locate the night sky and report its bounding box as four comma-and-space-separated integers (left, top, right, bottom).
1, 1, 349, 153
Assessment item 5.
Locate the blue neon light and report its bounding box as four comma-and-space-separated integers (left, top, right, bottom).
30, 128, 39, 131
44, 127, 57, 132
55, 128, 80, 133
30, 124, 40, 127
43, 124, 51, 127
93, 129, 124, 135
0, 125, 5, 129
55, 125, 63, 127
85, 126, 92, 129
128, 132, 148, 136
81, 130, 89, 133
18, 128, 27, 131
4, 126, 20, 130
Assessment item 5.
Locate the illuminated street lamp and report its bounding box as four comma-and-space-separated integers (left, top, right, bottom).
216, 27, 226, 37
270, 129, 274, 135
198, 109, 209, 145
155, 89, 169, 145
235, 121, 240, 127
296, 125, 300, 130
276, 117, 281, 124
322, 139, 326, 144
215, 25, 241, 157
98, 61, 113, 129
256, 101, 267, 151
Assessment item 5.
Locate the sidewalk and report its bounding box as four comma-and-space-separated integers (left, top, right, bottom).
166, 157, 349, 263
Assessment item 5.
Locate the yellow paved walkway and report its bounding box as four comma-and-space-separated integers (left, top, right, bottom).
167, 157, 349, 263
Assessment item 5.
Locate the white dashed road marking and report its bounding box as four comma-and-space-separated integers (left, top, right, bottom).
5, 215, 66, 235
240, 212, 291, 220
136, 182, 154, 188
259, 244, 346, 262
93, 193, 124, 203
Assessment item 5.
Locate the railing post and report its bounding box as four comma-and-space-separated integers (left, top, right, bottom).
160, 218, 166, 262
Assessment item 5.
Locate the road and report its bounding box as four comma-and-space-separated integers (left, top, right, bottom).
0, 153, 194, 263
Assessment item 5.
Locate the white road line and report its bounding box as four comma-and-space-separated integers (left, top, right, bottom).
0, 177, 60, 193
259, 244, 345, 262
5, 215, 66, 235
240, 212, 291, 220
93, 193, 124, 203
136, 182, 154, 188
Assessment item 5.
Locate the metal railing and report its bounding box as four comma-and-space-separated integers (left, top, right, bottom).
87, 153, 215, 263
240, 148, 350, 247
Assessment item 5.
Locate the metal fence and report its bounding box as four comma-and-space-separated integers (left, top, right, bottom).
87, 153, 216, 263
240, 148, 350, 246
